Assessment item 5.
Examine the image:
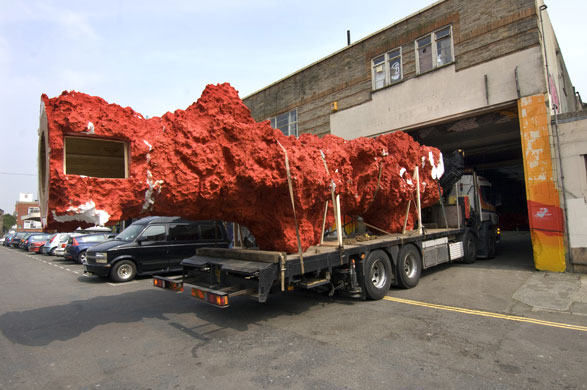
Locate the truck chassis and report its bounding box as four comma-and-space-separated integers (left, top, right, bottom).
154, 227, 471, 307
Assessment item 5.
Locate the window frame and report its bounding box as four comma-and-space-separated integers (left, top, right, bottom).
269, 109, 298, 137
371, 47, 403, 90
64, 136, 129, 179
415, 25, 454, 75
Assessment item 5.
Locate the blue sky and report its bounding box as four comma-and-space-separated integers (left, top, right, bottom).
0, 0, 584, 215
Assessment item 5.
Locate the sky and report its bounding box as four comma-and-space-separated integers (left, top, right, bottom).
0, 0, 585, 215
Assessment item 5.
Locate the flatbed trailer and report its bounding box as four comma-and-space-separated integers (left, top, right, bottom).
153, 226, 475, 307
154, 159, 497, 307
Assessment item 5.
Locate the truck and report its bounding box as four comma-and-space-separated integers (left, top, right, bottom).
154, 151, 499, 307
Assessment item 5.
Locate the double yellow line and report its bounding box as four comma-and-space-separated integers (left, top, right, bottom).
383, 296, 587, 332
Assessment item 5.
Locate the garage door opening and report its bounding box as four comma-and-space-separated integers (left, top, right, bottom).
64, 137, 128, 178
407, 105, 534, 270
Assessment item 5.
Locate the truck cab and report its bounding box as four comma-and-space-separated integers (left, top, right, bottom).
447, 172, 500, 259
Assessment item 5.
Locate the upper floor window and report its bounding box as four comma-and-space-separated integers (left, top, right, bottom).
269, 109, 298, 137
372, 48, 402, 90
27, 207, 40, 214
416, 26, 453, 74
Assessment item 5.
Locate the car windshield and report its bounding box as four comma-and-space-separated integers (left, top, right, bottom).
115, 224, 145, 242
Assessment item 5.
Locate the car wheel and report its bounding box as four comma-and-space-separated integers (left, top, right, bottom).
48, 247, 56, 256
364, 250, 392, 300
397, 244, 422, 289
110, 260, 137, 283
77, 250, 87, 264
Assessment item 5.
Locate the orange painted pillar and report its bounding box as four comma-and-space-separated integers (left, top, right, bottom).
518, 94, 566, 272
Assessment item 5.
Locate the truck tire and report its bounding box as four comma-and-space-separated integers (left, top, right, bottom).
487, 231, 496, 259
364, 250, 392, 300
397, 244, 422, 289
461, 230, 477, 264
110, 260, 137, 283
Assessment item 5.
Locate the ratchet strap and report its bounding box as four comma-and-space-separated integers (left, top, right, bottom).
277, 141, 305, 274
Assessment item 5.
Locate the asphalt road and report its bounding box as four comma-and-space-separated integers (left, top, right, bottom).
1, 240, 586, 390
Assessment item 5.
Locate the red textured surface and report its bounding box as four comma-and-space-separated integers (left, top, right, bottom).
39, 83, 442, 252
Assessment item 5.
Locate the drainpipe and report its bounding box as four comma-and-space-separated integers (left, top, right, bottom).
539, 4, 573, 271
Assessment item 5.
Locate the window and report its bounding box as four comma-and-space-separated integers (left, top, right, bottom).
139, 225, 166, 242
27, 207, 40, 214
416, 26, 453, 74
168, 223, 200, 241
372, 48, 402, 90
23, 220, 42, 229
269, 109, 298, 137
200, 223, 221, 240
65, 137, 128, 178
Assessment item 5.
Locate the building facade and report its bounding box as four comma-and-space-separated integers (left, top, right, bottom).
243, 0, 586, 272
14, 193, 42, 233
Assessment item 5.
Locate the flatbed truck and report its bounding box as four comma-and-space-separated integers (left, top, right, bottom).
154, 154, 499, 307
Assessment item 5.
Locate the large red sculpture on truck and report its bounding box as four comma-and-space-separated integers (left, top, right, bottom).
38, 83, 444, 252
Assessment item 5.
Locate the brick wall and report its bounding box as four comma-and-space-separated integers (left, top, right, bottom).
15, 202, 42, 232
243, 0, 540, 137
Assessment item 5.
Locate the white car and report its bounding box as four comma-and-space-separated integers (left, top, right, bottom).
53, 233, 83, 256
41, 233, 70, 255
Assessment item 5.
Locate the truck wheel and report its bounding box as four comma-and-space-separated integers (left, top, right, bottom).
110, 260, 137, 283
364, 250, 392, 300
487, 232, 496, 259
397, 244, 422, 289
461, 230, 477, 264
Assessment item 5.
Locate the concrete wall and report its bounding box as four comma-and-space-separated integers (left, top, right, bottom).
243, 0, 542, 138
537, 0, 582, 114
331, 47, 544, 138
558, 113, 587, 271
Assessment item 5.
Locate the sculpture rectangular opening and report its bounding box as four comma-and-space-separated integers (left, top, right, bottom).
64, 137, 128, 178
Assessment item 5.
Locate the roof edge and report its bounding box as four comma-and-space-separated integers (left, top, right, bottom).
243, 0, 447, 100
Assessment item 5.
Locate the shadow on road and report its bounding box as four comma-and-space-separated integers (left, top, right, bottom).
0, 285, 351, 347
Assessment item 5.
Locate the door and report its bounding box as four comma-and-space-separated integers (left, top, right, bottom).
135, 224, 168, 273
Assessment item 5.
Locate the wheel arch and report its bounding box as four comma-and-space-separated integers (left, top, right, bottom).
111, 255, 139, 273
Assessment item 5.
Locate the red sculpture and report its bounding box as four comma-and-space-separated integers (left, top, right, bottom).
38, 83, 443, 252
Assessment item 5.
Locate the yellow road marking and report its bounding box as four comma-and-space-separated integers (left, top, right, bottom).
383, 296, 587, 332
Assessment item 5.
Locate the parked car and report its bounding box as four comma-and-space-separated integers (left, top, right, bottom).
64, 233, 115, 263
27, 233, 52, 253
10, 232, 26, 248
85, 217, 230, 283
2, 234, 13, 246
39, 233, 70, 255
18, 233, 35, 250
54, 233, 76, 257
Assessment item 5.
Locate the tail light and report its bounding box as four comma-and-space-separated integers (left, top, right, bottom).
191, 288, 229, 307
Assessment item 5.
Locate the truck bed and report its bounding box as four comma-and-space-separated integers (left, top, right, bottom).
154, 227, 464, 305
